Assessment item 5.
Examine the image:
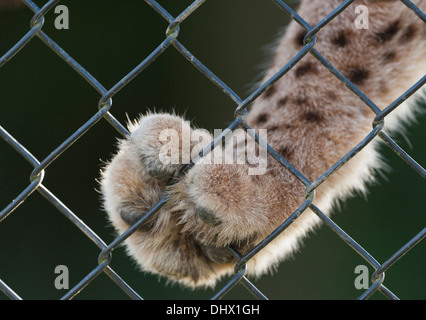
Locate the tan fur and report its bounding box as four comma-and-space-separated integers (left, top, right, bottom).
100, 0, 426, 288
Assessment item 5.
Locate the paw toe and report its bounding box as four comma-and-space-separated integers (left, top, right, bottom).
145, 161, 175, 180
119, 209, 153, 231
195, 206, 222, 226
198, 243, 235, 264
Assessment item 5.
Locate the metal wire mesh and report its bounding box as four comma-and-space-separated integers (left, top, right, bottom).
0, 0, 425, 300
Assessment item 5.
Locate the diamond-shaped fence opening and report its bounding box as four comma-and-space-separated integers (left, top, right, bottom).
0, 0, 425, 300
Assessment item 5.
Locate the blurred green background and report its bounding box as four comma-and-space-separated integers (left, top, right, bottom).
0, 0, 425, 300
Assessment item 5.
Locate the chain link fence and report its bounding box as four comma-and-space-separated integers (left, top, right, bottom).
0, 0, 425, 300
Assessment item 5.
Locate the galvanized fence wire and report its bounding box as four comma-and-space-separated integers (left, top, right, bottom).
0, 0, 425, 300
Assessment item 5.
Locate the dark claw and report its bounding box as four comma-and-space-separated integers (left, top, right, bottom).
195, 206, 222, 226
145, 161, 174, 181
119, 209, 153, 231
199, 243, 235, 264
